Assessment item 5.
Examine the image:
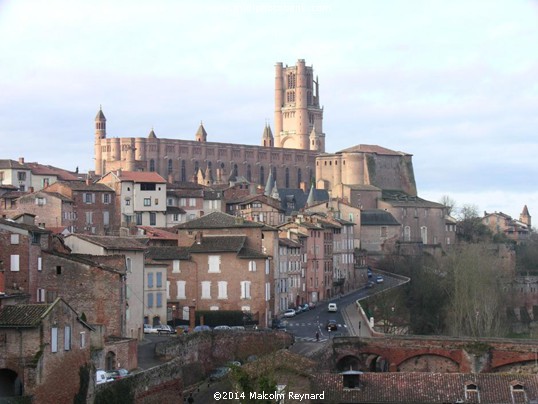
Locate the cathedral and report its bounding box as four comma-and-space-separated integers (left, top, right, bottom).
94, 59, 325, 190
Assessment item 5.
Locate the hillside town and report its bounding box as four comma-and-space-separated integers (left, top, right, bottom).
1, 60, 537, 403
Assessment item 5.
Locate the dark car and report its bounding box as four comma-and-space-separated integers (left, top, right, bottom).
271, 319, 286, 330
326, 319, 338, 331
209, 367, 230, 381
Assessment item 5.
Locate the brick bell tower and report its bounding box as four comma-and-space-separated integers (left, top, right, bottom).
274, 59, 324, 152
94, 106, 106, 175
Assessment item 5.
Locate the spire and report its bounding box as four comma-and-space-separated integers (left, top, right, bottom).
262, 123, 274, 147
271, 180, 280, 200
148, 128, 157, 139
195, 121, 207, 142
95, 106, 106, 122
306, 185, 315, 207
264, 168, 274, 196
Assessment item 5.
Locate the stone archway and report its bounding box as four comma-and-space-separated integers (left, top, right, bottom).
397, 354, 459, 372
105, 351, 116, 371
336, 355, 361, 372
0, 368, 22, 397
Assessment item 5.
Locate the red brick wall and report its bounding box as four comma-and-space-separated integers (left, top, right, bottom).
40, 252, 124, 336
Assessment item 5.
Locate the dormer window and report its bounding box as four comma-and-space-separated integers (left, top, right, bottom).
464, 382, 479, 401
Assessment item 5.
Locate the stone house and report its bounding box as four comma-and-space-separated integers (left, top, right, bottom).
483, 207, 531, 244
359, 209, 401, 254
0, 159, 32, 192
276, 237, 305, 313
165, 183, 205, 226
63, 234, 146, 340
226, 193, 285, 226
44, 179, 116, 235
175, 211, 274, 327
0, 216, 51, 302
2, 190, 75, 232
0, 297, 93, 403
98, 170, 167, 231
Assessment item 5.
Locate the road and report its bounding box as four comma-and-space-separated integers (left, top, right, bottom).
284, 271, 406, 343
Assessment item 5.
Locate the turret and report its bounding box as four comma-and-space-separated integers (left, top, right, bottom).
148, 128, 157, 139
95, 106, 106, 140
520, 205, 532, 229
261, 123, 274, 147
195, 122, 207, 142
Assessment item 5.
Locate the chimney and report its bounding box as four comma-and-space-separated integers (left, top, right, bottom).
18, 157, 24, 164
86, 176, 92, 186
168, 174, 174, 184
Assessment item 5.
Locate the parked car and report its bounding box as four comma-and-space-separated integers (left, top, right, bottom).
326, 319, 338, 331
376, 275, 384, 284
107, 368, 130, 380
209, 367, 230, 381
213, 325, 231, 331
155, 324, 176, 334
96, 370, 114, 385
143, 324, 158, 334
231, 325, 245, 331
328, 303, 338, 313
193, 325, 212, 332
271, 319, 286, 330
366, 281, 375, 289
367, 266, 373, 278
300, 303, 310, 312
308, 302, 317, 309
283, 309, 296, 318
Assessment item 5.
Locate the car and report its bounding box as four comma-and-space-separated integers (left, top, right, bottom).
96, 370, 114, 385
367, 267, 373, 278
155, 324, 176, 334
271, 319, 286, 330
283, 309, 296, 318
300, 303, 310, 312
328, 303, 338, 313
107, 368, 130, 380
143, 324, 158, 334
209, 367, 230, 381
213, 325, 231, 331
193, 325, 212, 332
308, 302, 317, 309
376, 275, 384, 284
326, 319, 338, 331
231, 325, 246, 331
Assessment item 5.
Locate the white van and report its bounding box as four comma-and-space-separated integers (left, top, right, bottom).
328, 303, 338, 312
96, 370, 114, 385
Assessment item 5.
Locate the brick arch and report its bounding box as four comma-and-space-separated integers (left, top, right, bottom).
492, 360, 538, 373
336, 351, 389, 372
396, 353, 460, 373
0, 368, 23, 397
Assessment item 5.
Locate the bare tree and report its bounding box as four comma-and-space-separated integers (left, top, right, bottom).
439, 195, 456, 216
442, 244, 507, 337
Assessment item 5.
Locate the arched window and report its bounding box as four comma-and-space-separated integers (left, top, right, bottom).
285, 167, 290, 188
181, 160, 186, 182
297, 168, 302, 187
404, 226, 411, 242
194, 161, 199, 175
260, 166, 265, 185
421, 226, 428, 244
233, 163, 238, 177
272, 167, 277, 182
167, 159, 173, 174
247, 165, 252, 182
149, 159, 155, 172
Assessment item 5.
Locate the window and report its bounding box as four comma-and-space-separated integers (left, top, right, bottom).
240, 281, 251, 299
201, 281, 211, 299
421, 226, 428, 244
172, 260, 180, 273
156, 272, 162, 288
144, 198, 151, 206
17, 171, 26, 181
56, 266, 62, 275
85, 211, 93, 224
147, 273, 154, 288
218, 281, 228, 299
10, 255, 19, 271
80, 332, 86, 348
35, 197, 46, 206
380, 226, 387, 238
141, 183, 156, 191
168, 159, 173, 174
126, 257, 131, 273
149, 212, 156, 226
37, 288, 45, 302
173, 213, 179, 222
177, 281, 186, 299
404, 226, 411, 242
38, 257, 42, 271
147, 293, 153, 308
125, 199, 131, 206
136, 212, 142, 225
32, 232, 40, 244
166, 281, 170, 299
84, 193, 94, 204
10, 234, 19, 244
189, 198, 196, 207
64, 326, 71, 351
51, 327, 58, 353
103, 193, 110, 204
208, 255, 221, 273
149, 159, 155, 172
103, 211, 109, 226
249, 261, 257, 272
156, 292, 163, 308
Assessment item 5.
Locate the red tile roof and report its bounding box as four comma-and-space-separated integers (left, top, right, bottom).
117, 171, 166, 183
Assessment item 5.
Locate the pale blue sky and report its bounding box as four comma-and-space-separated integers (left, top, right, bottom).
1, 0, 537, 219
